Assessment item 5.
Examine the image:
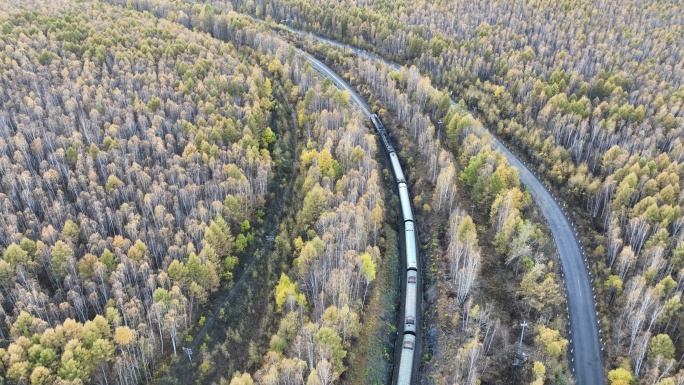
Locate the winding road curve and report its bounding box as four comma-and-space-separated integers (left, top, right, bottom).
283, 26, 604, 385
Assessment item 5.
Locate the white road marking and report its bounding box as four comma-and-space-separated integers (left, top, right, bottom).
577, 277, 582, 299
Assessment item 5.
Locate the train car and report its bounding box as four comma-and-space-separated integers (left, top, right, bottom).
404, 270, 418, 334
389, 152, 405, 183
380, 132, 395, 154
398, 182, 413, 222
405, 220, 417, 270
372, 114, 395, 154
396, 334, 416, 385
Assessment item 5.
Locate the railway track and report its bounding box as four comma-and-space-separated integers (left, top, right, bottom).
304, 50, 421, 385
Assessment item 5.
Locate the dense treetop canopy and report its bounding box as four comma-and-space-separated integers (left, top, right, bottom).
0, 1, 281, 383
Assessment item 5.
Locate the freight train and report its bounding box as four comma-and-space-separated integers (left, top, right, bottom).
370, 114, 418, 385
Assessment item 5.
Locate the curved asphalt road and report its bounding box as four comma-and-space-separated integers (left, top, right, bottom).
489, 137, 603, 384
282, 25, 604, 385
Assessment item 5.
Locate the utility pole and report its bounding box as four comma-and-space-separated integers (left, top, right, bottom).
513, 320, 528, 367
519, 320, 527, 347
182, 347, 193, 362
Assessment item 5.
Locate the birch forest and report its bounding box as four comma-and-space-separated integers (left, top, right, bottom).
1, 0, 682, 385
